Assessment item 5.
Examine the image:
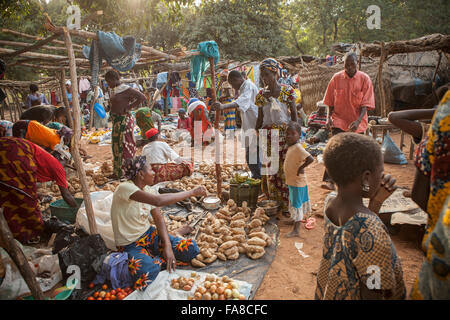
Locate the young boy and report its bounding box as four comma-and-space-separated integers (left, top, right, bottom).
315, 133, 406, 300
283, 121, 314, 237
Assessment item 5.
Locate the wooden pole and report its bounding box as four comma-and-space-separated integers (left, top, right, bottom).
62, 27, 98, 235
0, 101, 5, 120
209, 57, 222, 198
0, 40, 84, 54
57, 69, 74, 129
88, 86, 99, 129
432, 51, 443, 103
1, 28, 83, 49
0, 33, 61, 58
0, 208, 45, 300
377, 42, 387, 118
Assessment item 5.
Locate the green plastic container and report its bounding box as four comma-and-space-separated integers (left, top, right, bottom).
229, 182, 261, 209
49, 198, 84, 224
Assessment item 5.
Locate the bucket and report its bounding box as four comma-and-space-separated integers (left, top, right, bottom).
230, 182, 261, 209
49, 198, 84, 224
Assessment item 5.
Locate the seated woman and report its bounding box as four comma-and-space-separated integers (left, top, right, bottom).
141, 128, 193, 184
187, 98, 214, 146
306, 101, 329, 144
25, 84, 49, 109
0, 137, 77, 244
111, 156, 205, 291
12, 120, 73, 153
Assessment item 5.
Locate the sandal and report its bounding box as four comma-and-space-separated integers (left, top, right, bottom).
304, 218, 316, 230
26, 236, 41, 245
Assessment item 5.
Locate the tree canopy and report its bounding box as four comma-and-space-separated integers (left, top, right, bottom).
1, 0, 449, 80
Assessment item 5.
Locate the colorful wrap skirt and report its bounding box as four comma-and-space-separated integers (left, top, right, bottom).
151, 161, 194, 184
0, 137, 43, 243
112, 113, 136, 178
118, 226, 200, 291
261, 124, 289, 212
288, 185, 312, 222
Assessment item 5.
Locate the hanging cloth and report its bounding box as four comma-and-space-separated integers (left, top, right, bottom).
189, 41, 220, 90
83, 31, 142, 87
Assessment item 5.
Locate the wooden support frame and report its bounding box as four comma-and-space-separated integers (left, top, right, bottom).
377, 42, 387, 118
209, 57, 222, 199
0, 208, 45, 300
62, 27, 98, 235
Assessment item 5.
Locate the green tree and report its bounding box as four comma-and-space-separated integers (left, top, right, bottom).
182, 0, 287, 60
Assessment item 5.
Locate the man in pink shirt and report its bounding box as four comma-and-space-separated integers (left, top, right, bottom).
321, 52, 375, 190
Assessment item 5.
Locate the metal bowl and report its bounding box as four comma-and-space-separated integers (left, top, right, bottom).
257, 200, 279, 216
203, 196, 221, 210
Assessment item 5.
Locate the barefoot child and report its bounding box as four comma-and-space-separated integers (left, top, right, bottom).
284, 121, 314, 237
315, 133, 406, 300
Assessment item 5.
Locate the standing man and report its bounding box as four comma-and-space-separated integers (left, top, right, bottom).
321, 52, 375, 190
211, 70, 261, 179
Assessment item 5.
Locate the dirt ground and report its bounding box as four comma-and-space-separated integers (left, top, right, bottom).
81, 130, 425, 300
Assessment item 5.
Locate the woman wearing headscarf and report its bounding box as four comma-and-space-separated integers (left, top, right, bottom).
0, 137, 77, 244
111, 156, 205, 291
255, 58, 298, 213
12, 119, 73, 157
142, 128, 193, 184
105, 70, 147, 179
187, 98, 214, 146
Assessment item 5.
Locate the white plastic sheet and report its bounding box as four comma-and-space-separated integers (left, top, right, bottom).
125, 269, 252, 300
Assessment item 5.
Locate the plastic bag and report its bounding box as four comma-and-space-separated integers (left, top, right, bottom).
94, 103, 106, 118
58, 234, 109, 289
381, 133, 408, 165
76, 191, 116, 250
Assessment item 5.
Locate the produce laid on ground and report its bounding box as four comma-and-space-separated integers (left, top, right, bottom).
86, 283, 133, 300
166, 164, 249, 194
37, 160, 118, 211
191, 199, 272, 267
170, 273, 247, 300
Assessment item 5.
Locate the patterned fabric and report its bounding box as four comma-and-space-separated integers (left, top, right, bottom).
255, 84, 297, 107
411, 195, 450, 299
224, 109, 236, 130
135, 107, 155, 139
261, 124, 289, 212
190, 105, 213, 144
0, 137, 43, 243
288, 185, 311, 222
308, 111, 328, 127
260, 58, 284, 78
119, 226, 199, 291
151, 162, 194, 184
124, 156, 147, 180
315, 212, 406, 300
414, 91, 450, 253
46, 122, 63, 131
0, 120, 13, 136
25, 120, 61, 150
112, 113, 136, 178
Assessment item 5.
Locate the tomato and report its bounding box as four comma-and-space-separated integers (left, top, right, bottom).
93, 292, 99, 298
88, 283, 95, 289
87, 297, 94, 300
110, 295, 116, 300
104, 298, 110, 300
105, 293, 111, 299
110, 290, 116, 295
102, 284, 108, 290
97, 297, 102, 300
125, 287, 131, 292
117, 294, 124, 300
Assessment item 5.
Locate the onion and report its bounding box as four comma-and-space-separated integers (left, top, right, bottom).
239, 294, 246, 300
204, 281, 211, 289
224, 289, 232, 299
173, 282, 180, 289
212, 293, 219, 300
231, 282, 239, 289
216, 286, 225, 294
219, 294, 226, 300
199, 286, 207, 294
232, 289, 240, 299
194, 292, 202, 300
183, 285, 192, 291
203, 292, 211, 300
221, 276, 230, 283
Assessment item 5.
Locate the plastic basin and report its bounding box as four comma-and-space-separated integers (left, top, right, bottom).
49, 198, 84, 224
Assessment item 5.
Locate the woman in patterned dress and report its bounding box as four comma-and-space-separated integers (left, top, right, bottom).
111, 156, 205, 291
255, 58, 298, 213
105, 70, 147, 179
